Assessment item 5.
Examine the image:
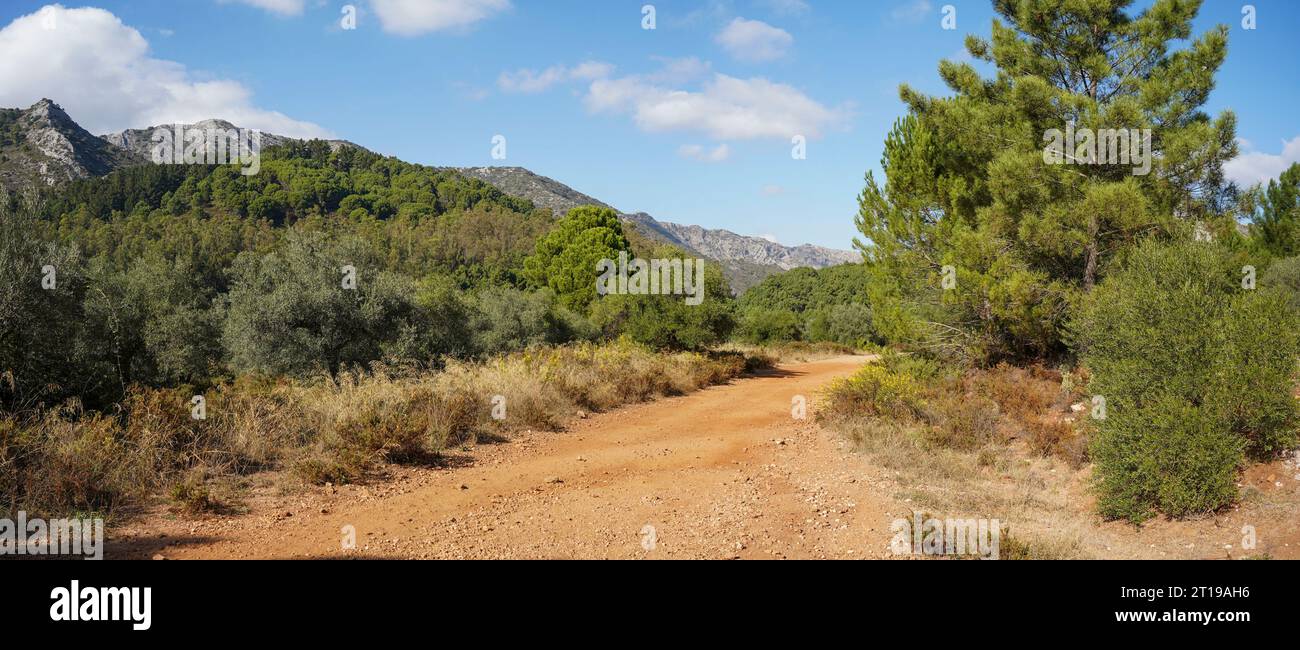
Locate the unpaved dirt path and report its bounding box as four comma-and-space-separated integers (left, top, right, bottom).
111, 355, 913, 559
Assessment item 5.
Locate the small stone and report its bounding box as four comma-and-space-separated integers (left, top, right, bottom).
152, 554, 165, 561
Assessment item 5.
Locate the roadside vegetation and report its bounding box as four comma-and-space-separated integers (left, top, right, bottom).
2, 341, 749, 518
0, 141, 754, 518
742, 0, 1300, 528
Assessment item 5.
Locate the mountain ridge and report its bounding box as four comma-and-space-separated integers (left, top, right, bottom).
101, 119, 362, 159
0, 99, 144, 191
455, 166, 859, 291
0, 101, 860, 292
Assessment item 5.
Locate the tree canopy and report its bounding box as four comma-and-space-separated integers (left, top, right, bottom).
856, 0, 1238, 363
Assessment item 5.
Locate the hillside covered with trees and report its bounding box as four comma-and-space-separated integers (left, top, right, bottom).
2, 140, 742, 417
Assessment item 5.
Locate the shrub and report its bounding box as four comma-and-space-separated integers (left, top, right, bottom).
588, 245, 736, 351
1260, 255, 1300, 313
821, 363, 924, 421
469, 287, 592, 356
736, 308, 802, 344
0, 408, 134, 517
168, 470, 222, 514
1072, 239, 1300, 522
817, 303, 876, 347
222, 231, 424, 377
1088, 396, 1242, 522
920, 389, 1001, 451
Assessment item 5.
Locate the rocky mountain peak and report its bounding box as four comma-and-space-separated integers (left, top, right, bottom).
0, 99, 144, 191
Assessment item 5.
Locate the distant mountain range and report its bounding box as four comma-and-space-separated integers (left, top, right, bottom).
456, 167, 859, 291
1, 99, 859, 292
101, 119, 361, 159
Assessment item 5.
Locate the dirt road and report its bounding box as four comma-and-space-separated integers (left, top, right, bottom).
111, 355, 913, 559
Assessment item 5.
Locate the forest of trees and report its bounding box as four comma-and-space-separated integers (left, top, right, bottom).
0, 142, 743, 416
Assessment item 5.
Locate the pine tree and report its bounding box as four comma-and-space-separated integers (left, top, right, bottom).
1249, 163, 1300, 257
856, 0, 1238, 362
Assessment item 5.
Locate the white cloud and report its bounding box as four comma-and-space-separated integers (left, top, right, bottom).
760, 184, 786, 196
569, 61, 615, 81
498, 61, 614, 94
715, 17, 793, 63
370, 0, 510, 36
890, 0, 932, 23
585, 67, 847, 141
0, 5, 329, 138
1225, 136, 1300, 188
217, 0, 307, 16
678, 143, 731, 163
758, 233, 780, 243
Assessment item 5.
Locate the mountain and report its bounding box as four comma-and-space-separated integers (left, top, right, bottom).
621, 212, 860, 270
0, 103, 858, 292
455, 166, 860, 292
456, 166, 613, 214
0, 99, 144, 191
101, 120, 361, 160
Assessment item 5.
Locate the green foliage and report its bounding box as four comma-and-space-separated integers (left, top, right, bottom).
1072, 239, 1300, 522
736, 309, 801, 344
0, 208, 99, 408
222, 231, 427, 377
736, 263, 875, 346
816, 303, 876, 347
1261, 254, 1300, 313
522, 206, 631, 311
858, 0, 1237, 363
83, 255, 223, 389
1, 143, 589, 399
469, 287, 594, 356
1247, 163, 1300, 257
588, 247, 735, 350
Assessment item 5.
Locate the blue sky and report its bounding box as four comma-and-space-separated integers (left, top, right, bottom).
1, 1, 1297, 249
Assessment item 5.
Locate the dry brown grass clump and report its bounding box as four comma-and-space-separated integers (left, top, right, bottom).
1, 341, 750, 518
821, 356, 1089, 464
819, 356, 1099, 558
970, 364, 1090, 465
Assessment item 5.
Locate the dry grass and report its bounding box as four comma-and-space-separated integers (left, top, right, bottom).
822, 357, 1090, 463
721, 341, 860, 366
834, 360, 1297, 560
820, 357, 1099, 558
1, 341, 750, 519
